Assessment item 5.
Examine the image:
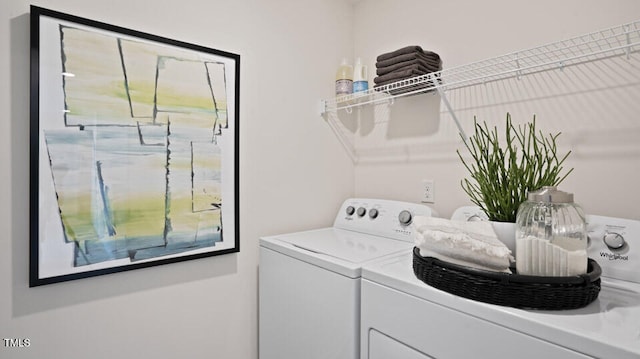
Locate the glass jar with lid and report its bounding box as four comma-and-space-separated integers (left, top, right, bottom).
515, 186, 587, 276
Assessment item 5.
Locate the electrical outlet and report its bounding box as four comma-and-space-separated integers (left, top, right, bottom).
421, 179, 435, 203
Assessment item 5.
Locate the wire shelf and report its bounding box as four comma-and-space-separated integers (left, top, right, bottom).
320, 19, 640, 115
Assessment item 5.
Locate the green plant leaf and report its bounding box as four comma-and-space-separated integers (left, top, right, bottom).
458, 113, 573, 222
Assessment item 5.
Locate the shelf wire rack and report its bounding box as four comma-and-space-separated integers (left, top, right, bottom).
320, 19, 640, 116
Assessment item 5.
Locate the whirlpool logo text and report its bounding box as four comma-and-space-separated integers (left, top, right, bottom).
600, 252, 629, 261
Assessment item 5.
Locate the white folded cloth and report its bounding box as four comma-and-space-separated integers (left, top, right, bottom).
413, 216, 514, 273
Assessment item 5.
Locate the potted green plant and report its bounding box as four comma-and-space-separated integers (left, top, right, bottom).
457, 113, 573, 244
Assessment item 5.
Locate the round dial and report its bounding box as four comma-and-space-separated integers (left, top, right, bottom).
398, 210, 412, 226
346, 206, 355, 216
603, 232, 625, 250
357, 207, 367, 217
467, 214, 483, 222
369, 208, 379, 219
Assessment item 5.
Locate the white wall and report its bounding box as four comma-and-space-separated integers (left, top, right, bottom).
350, 0, 640, 220
0, 0, 354, 358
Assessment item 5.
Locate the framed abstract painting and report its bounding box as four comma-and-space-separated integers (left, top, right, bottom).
29, 6, 240, 286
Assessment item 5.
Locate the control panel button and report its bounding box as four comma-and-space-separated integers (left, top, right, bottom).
369, 208, 379, 219
603, 232, 625, 250
357, 207, 367, 217
346, 206, 355, 216
398, 210, 412, 226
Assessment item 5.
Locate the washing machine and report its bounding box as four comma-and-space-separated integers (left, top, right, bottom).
360, 214, 640, 359
259, 198, 437, 359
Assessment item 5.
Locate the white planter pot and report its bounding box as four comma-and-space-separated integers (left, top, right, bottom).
491, 221, 516, 253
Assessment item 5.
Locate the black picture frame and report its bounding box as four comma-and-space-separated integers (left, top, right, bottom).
30, 5, 240, 286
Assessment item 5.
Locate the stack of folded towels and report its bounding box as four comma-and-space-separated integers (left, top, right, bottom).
374, 45, 442, 94
413, 217, 514, 273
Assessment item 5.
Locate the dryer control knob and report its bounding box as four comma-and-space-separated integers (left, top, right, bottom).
604, 232, 625, 250
369, 208, 379, 219
346, 206, 355, 216
398, 210, 412, 226
357, 207, 367, 217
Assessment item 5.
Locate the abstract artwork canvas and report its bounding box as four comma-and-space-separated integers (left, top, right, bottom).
30, 6, 240, 286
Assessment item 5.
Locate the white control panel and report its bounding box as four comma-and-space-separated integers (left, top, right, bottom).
587, 215, 640, 283
450, 206, 489, 222
333, 198, 437, 243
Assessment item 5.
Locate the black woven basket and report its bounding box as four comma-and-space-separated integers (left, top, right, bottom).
412, 247, 601, 310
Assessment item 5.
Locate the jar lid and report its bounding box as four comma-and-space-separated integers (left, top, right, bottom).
527, 186, 574, 203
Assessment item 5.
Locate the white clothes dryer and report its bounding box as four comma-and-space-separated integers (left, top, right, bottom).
259, 198, 436, 359
360, 214, 640, 359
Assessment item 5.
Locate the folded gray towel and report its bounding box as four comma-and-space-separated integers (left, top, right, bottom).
374, 66, 439, 85
374, 70, 441, 86
376, 52, 441, 69
374, 46, 443, 96
376, 59, 442, 76
374, 68, 424, 84
376, 45, 425, 62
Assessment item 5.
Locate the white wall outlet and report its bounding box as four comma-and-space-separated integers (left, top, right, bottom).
421, 179, 435, 203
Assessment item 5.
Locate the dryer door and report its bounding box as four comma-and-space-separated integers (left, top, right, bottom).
361, 279, 595, 359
